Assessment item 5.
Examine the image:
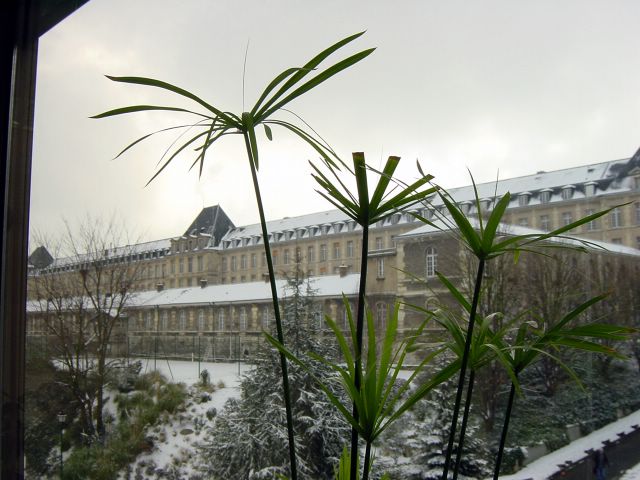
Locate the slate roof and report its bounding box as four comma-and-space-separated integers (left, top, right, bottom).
218, 155, 639, 250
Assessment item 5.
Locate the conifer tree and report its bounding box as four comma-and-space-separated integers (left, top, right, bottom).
199, 262, 348, 479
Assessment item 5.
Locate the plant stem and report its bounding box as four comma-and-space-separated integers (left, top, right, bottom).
493, 381, 517, 480
350, 221, 369, 479
244, 134, 297, 480
452, 369, 476, 480
362, 441, 372, 480
442, 258, 485, 480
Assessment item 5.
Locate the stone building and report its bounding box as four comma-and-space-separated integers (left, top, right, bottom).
26, 154, 640, 359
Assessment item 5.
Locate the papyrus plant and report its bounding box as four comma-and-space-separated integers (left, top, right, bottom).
489, 294, 636, 479
93, 33, 373, 479
310, 152, 438, 478
268, 301, 460, 480
410, 169, 623, 480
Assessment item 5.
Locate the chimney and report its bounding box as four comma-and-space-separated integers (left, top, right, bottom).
200, 278, 208, 288
156, 283, 164, 292
338, 264, 348, 277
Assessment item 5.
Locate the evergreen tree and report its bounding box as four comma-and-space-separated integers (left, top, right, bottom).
380, 359, 489, 480
199, 263, 349, 479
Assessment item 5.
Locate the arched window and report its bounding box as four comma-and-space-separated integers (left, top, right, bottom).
426, 246, 437, 278
217, 308, 225, 331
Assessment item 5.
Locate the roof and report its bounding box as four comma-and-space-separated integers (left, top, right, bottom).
399, 215, 640, 256
128, 273, 361, 308
182, 205, 235, 245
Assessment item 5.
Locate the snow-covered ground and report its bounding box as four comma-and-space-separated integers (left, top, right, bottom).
118, 359, 251, 479
498, 409, 640, 479
621, 463, 640, 480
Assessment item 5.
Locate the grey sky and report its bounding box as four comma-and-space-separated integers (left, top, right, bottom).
29, 0, 640, 244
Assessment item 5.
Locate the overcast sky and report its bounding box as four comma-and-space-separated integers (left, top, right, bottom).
29, 0, 640, 245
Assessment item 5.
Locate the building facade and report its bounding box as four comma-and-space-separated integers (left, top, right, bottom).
26, 154, 640, 360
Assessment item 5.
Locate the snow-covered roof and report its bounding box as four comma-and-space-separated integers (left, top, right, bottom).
398, 215, 640, 256
218, 156, 638, 250
128, 274, 361, 308
436, 160, 614, 204
47, 238, 172, 269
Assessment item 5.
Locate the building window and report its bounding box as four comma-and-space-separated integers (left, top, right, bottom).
218, 309, 225, 330
198, 309, 205, 330
188, 257, 193, 273
562, 212, 573, 226
346, 240, 354, 257
178, 259, 184, 273
561, 186, 574, 200
251, 253, 257, 268
539, 190, 551, 204
610, 207, 623, 228
585, 209, 598, 231
636, 236, 640, 250
273, 251, 278, 265
221, 257, 227, 272
179, 310, 186, 330
170, 260, 175, 274
262, 306, 270, 330
375, 237, 383, 250
377, 258, 384, 278
376, 302, 387, 331
539, 215, 550, 231
307, 246, 315, 262
518, 218, 528, 227
320, 244, 327, 261
241, 254, 247, 269
239, 307, 248, 330
295, 247, 301, 262
426, 246, 437, 278
197, 255, 203, 272
612, 238, 622, 245
518, 193, 530, 207
333, 242, 341, 259
161, 311, 169, 330
231, 256, 237, 271
635, 202, 640, 225
145, 311, 152, 330
283, 249, 290, 265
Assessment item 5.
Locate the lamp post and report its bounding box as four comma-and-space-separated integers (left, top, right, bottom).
57, 412, 66, 478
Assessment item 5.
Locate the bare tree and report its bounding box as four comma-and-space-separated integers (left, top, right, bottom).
28, 216, 140, 441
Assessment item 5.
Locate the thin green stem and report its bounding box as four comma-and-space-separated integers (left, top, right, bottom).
452, 369, 476, 480
442, 258, 485, 480
493, 381, 517, 480
362, 441, 373, 480
244, 133, 298, 480
350, 222, 369, 479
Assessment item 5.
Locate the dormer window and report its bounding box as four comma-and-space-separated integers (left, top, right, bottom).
584, 182, 597, 197
518, 192, 530, 207
480, 198, 492, 211
321, 224, 331, 235
459, 201, 471, 215
561, 185, 574, 200
539, 189, 552, 204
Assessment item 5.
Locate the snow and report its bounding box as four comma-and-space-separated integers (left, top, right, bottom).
498, 409, 640, 479
621, 462, 640, 480
120, 360, 251, 478
128, 273, 361, 308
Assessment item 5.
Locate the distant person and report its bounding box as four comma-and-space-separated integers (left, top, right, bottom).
592, 448, 609, 480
